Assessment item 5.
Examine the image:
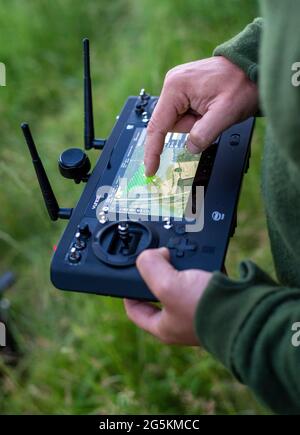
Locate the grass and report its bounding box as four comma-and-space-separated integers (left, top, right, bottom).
0, 0, 272, 414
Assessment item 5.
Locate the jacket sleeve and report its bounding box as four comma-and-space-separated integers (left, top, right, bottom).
213, 17, 263, 83
195, 261, 300, 414
195, 18, 300, 415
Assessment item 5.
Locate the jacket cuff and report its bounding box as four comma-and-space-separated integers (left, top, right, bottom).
213, 18, 263, 83
194, 260, 278, 377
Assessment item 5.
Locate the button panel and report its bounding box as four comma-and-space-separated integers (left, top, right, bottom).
135, 88, 151, 115
167, 237, 198, 257
173, 224, 186, 235
66, 223, 91, 265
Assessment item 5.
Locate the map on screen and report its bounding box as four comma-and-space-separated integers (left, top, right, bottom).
101, 128, 201, 218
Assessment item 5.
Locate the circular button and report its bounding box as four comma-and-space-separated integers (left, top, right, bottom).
60, 148, 86, 167
58, 148, 91, 181
68, 247, 81, 263
78, 223, 91, 238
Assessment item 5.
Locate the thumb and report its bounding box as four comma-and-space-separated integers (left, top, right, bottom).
186, 106, 236, 153
136, 247, 179, 303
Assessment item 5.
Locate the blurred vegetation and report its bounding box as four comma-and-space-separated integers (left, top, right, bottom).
0, 0, 272, 414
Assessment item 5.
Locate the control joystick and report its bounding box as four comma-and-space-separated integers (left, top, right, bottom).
93, 221, 158, 267
118, 222, 131, 254
135, 88, 151, 115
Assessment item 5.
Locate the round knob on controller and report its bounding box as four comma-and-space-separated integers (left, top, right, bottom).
78, 223, 91, 238
58, 148, 91, 183
68, 246, 81, 263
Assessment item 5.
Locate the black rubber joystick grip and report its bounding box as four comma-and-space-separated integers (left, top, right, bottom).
118, 222, 130, 250
93, 221, 158, 267
58, 148, 91, 183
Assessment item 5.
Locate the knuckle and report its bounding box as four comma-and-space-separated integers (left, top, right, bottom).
165, 66, 177, 81
156, 276, 173, 297
146, 119, 158, 135
147, 114, 166, 137
164, 68, 184, 88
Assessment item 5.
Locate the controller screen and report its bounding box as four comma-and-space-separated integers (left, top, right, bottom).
102, 127, 201, 218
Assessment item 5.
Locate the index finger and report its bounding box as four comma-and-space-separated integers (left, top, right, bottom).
144, 87, 184, 176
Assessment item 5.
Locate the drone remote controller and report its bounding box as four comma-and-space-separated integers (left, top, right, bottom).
21, 39, 255, 301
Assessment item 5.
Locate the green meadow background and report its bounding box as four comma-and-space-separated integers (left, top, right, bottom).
0, 0, 273, 414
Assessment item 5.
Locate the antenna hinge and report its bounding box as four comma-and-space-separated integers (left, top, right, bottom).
92, 138, 107, 150
58, 208, 73, 220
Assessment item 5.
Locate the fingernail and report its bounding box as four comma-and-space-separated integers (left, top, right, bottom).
159, 247, 170, 258
144, 166, 153, 177
159, 247, 168, 253
186, 139, 201, 154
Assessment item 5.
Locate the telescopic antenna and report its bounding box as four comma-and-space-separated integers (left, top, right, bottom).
21, 123, 72, 221
83, 38, 106, 150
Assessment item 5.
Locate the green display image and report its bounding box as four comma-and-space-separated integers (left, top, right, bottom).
104, 129, 202, 218
125, 163, 157, 193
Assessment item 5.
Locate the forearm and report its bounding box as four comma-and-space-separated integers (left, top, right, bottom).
195, 261, 300, 414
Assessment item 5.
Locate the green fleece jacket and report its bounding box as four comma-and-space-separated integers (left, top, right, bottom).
195, 1, 300, 415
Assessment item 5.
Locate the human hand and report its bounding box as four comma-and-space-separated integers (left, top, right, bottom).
124, 248, 212, 345
144, 56, 259, 176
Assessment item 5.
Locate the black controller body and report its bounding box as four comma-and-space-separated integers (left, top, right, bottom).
50, 94, 255, 301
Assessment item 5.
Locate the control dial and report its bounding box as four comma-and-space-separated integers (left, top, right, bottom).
58, 148, 91, 183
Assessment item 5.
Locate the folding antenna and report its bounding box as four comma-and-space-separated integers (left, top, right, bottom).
21, 123, 72, 221
83, 38, 106, 150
